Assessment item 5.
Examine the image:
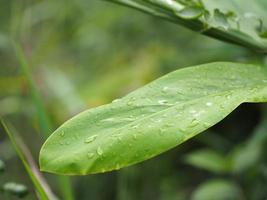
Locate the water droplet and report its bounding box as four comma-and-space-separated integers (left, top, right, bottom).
176, 6, 204, 19
213, 9, 230, 30
101, 118, 115, 122
189, 110, 197, 114
162, 86, 169, 93
101, 168, 106, 173
203, 122, 211, 128
226, 94, 231, 99
219, 104, 225, 111
115, 163, 120, 170
60, 131, 65, 137
153, 118, 162, 123
130, 124, 139, 129
112, 98, 121, 103
122, 117, 134, 122
165, 123, 173, 127
162, 113, 168, 118
87, 152, 94, 159
127, 97, 136, 106
97, 147, 103, 156
158, 99, 168, 105
188, 118, 199, 128
206, 102, 213, 107
84, 135, 98, 143
166, 0, 173, 5
159, 128, 165, 136
133, 134, 138, 140
127, 101, 133, 106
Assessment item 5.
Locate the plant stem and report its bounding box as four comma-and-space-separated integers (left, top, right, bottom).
13, 43, 75, 200
104, 0, 267, 54
1, 120, 51, 200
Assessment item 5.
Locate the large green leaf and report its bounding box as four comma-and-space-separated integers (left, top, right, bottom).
39, 62, 267, 175
106, 0, 267, 53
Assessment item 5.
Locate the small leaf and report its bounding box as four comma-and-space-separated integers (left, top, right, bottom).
191, 179, 242, 200
39, 62, 267, 175
184, 149, 229, 173
2, 182, 29, 198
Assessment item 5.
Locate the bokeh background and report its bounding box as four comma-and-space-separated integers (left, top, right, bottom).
0, 0, 267, 200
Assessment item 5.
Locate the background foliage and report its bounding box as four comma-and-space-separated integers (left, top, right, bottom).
0, 0, 267, 199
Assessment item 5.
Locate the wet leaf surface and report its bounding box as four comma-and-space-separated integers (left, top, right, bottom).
39, 62, 267, 175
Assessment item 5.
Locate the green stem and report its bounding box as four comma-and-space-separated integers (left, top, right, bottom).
13, 43, 52, 138
104, 0, 267, 54
13, 43, 75, 200
1, 120, 50, 200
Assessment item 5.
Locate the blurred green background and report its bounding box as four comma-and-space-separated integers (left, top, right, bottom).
0, 0, 267, 200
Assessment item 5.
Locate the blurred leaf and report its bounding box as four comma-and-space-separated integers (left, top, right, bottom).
0, 159, 5, 173
229, 108, 267, 173
184, 149, 229, 173
108, 0, 267, 53
2, 182, 29, 198
40, 62, 267, 175
41, 67, 86, 115
0, 96, 23, 116
0, 76, 25, 96
191, 179, 242, 200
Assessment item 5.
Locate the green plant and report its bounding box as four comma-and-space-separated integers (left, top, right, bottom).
39, 0, 267, 177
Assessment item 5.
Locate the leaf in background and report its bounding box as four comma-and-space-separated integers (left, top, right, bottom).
0, 159, 5, 173
184, 149, 229, 173
191, 179, 242, 200
2, 182, 29, 198
39, 62, 267, 175
229, 108, 267, 173
106, 0, 267, 53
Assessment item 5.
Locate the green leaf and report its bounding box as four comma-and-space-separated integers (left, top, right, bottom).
106, 0, 267, 53
39, 62, 267, 175
191, 179, 242, 200
2, 182, 29, 198
184, 149, 229, 173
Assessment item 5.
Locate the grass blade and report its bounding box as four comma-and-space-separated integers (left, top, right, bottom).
13, 43, 75, 200
1, 119, 55, 200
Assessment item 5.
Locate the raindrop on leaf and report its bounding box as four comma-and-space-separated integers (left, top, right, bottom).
176, 6, 204, 19
97, 147, 103, 156
87, 152, 95, 159
84, 135, 98, 143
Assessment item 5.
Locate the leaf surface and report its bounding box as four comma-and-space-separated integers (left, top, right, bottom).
39, 62, 267, 175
